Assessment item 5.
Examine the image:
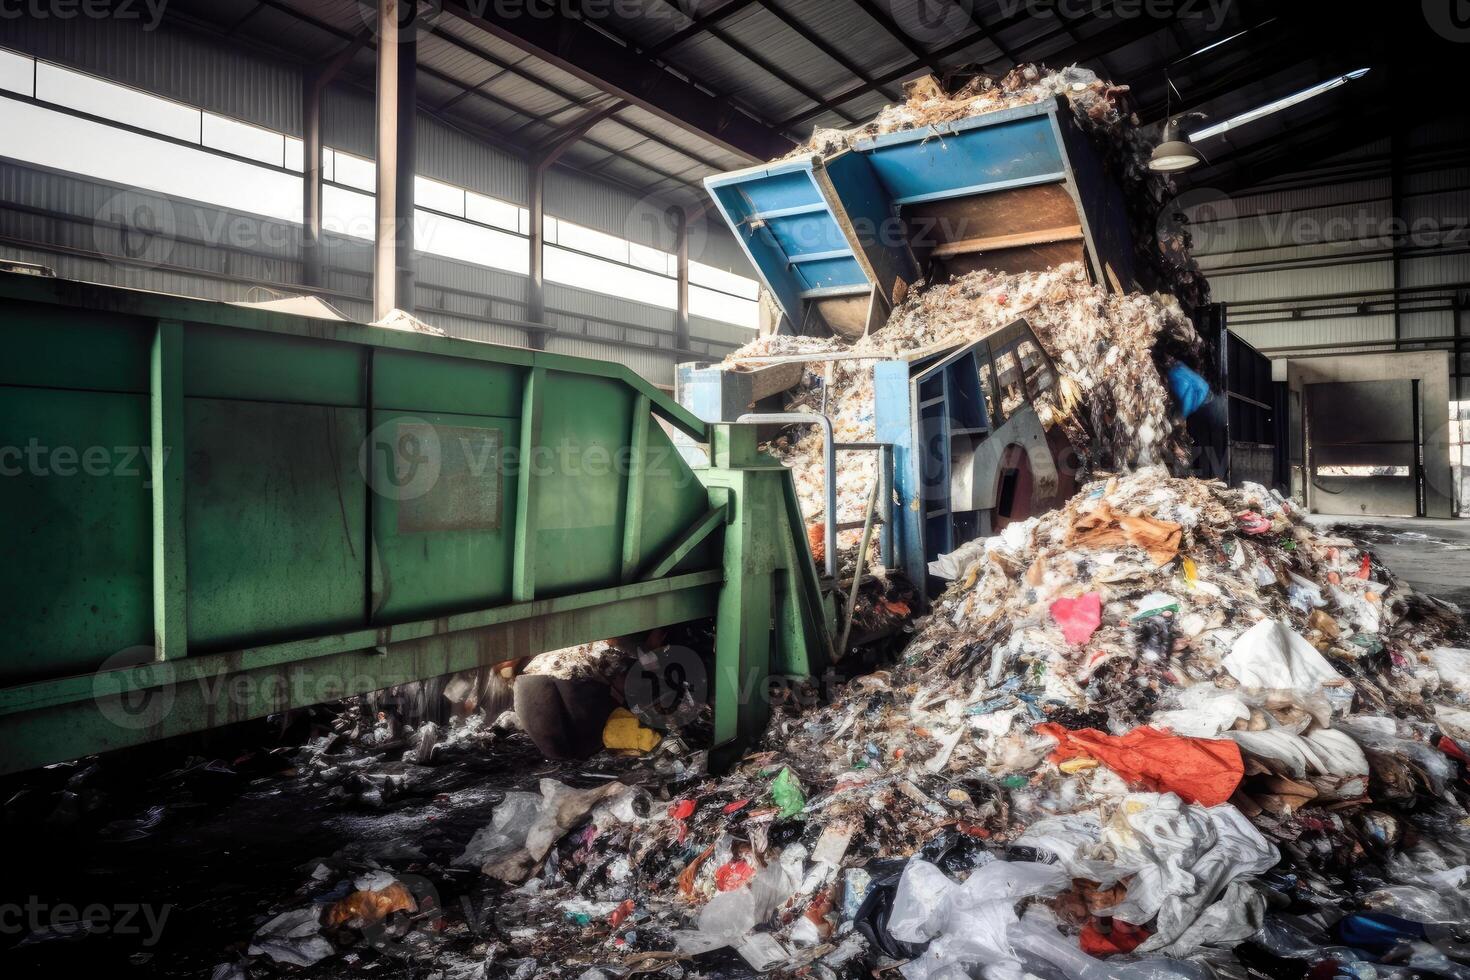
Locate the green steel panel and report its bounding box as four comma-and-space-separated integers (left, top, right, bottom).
183, 323, 364, 406
151, 320, 188, 661
0, 272, 836, 772
373, 347, 524, 418
0, 299, 151, 392
369, 410, 520, 621
0, 574, 721, 774
0, 386, 152, 684
532, 371, 632, 595
184, 399, 367, 650
633, 417, 716, 578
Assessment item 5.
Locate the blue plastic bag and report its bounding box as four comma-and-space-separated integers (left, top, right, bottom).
1167, 362, 1211, 417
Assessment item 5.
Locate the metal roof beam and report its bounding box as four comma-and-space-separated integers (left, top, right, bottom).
439, 0, 794, 162
772, 4, 1115, 129
647, 0, 762, 55
643, 0, 864, 126
753, 0, 902, 106
848, 0, 944, 74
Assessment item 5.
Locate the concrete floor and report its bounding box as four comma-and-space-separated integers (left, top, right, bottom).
1307, 514, 1470, 609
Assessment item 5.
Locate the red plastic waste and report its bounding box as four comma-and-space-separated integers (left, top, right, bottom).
714, 860, 755, 892
1050, 593, 1103, 645
1080, 918, 1149, 956
1036, 723, 1244, 806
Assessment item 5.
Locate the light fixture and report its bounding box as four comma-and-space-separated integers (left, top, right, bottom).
1149, 113, 1208, 173
1189, 68, 1371, 141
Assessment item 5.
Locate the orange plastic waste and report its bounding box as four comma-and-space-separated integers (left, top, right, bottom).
1065, 503, 1182, 566
807, 523, 826, 564
1035, 723, 1243, 806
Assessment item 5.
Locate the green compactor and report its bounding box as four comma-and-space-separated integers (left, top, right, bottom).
0, 271, 833, 774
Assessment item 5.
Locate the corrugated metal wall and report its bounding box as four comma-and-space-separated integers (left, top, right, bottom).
1188, 115, 1468, 512
1189, 120, 1468, 384
0, 17, 757, 387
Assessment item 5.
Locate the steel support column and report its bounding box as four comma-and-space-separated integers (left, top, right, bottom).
527, 102, 624, 348
303, 78, 323, 287
528, 160, 548, 347
303, 31, 370, 289
373, 0, 416, 321
675, 206, 690, 352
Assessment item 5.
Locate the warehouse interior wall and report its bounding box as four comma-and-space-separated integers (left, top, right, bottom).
0, 17, 761, 387
1187, 113, 1469, 518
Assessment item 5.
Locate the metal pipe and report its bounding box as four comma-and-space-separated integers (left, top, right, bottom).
737, 412, 836, 580
835, 475, 881, 659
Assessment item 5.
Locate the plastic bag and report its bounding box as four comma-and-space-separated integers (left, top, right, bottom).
1223, 619, 1344, 693
770, 767, 806, 819
1036, 724, 1244, 806
886, 858, 1069, 980
1167, 362, 1211, 418
1050, 593, 1102, 645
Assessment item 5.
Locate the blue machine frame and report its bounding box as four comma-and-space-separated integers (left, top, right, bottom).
704, 97, 1137, 337
875, 320, 1069, 594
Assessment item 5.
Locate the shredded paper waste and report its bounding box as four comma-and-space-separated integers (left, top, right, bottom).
384, 471, 1470, 980
725, 263, 1203, 544
136, 64, 1470, 980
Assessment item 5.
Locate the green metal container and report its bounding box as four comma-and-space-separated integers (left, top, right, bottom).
0, 272, 829, 774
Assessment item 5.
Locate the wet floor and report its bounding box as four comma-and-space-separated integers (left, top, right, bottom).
1310, 514, 1470, 610
2, 718, 589, 978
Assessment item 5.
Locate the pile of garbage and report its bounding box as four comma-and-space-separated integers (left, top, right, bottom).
725, 262, 1203, 538
394, 470, 1470, 980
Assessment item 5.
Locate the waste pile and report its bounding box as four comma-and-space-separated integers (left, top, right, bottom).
792, 65, 1209, 310
375, 469, 1470, 980
725, 262, 1204, 541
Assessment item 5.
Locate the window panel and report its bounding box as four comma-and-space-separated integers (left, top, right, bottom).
0, 47, 32, 96
545, 245, 676, 309
690, 260, 759, 300
415, 175, 465, 217
202, 112, 286, 167
691, 284, 758, 329
36, 62, 198, 142
466, 191, 519, 232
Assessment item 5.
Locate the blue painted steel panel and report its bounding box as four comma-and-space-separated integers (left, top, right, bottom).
874, 340, 1000, 594
855, 111, 1065, 205
767, 212, 851, 257
795, 256, 868, 291
703, 96, 1138, 331
822, 150, 919, 304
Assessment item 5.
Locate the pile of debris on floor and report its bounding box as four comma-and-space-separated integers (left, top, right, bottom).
725, 262, 1204, 549
792, 64, 1209, 310
217, 471, 1470, 979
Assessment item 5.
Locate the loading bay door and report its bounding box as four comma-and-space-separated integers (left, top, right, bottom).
1305, 379, 1422, 517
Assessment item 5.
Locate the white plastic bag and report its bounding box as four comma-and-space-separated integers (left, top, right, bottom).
1223, 619, 1343, 693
